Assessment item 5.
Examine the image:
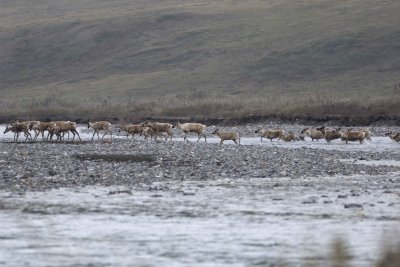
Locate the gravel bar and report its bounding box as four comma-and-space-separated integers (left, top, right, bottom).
1, 136, 400, 192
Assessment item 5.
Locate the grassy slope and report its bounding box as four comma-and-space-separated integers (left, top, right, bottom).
0, 0, 399, 119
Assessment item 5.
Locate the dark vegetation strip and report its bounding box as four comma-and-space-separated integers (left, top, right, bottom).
74, 154, 156, 163
2, 94, 400, 126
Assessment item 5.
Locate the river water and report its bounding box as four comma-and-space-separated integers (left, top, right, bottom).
1, 125, 399, 266
1, 176, 399, 267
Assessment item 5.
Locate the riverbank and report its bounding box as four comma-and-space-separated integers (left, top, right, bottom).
1, 131, 400, 191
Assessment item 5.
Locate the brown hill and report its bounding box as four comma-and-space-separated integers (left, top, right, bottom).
1, 0, 399, 120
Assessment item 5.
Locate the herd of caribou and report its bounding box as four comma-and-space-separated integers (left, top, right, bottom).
3, 120, 400, 145
256, 126, 400, 144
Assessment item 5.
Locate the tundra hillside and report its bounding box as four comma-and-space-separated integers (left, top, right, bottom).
1, 0, 400, 121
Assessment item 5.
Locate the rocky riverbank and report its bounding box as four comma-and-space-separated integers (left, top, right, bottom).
1, 136, 400, 192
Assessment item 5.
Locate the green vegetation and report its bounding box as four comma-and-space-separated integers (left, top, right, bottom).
0, 0, 399, 121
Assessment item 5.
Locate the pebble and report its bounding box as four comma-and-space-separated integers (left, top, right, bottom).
344, 203, 363, 209
301, 198, 318, 204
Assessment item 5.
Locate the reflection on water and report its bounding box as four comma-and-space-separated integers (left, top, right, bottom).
0, 176, 399, 267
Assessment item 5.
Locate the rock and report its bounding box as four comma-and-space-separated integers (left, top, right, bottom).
108, 190, 132, 195
279, 171, 287, 176
301, 198, 318, 204
344, 203, 363, 209
48, 169, 57, 176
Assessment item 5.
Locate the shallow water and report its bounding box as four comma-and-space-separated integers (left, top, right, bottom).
1, 125, 399, 153
1, 176, 399, 267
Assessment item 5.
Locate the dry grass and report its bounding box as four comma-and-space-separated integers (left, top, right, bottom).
330, 238, 350, 267
275, 237, 400, 267
2, 91, 400, 124
327, 237, 400, 267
